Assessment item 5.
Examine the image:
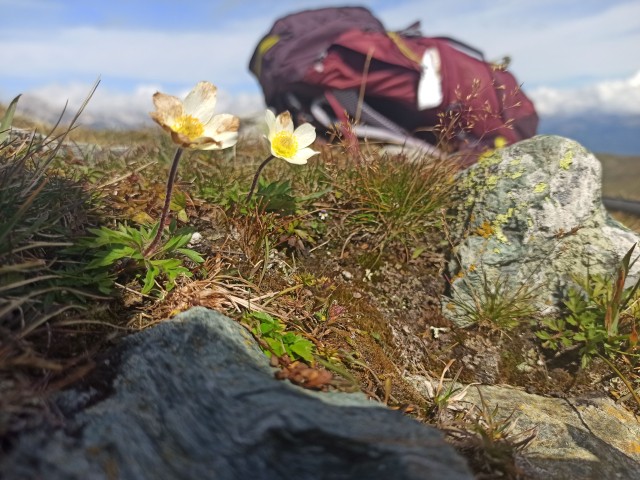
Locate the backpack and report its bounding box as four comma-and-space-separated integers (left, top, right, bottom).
249, 6, 539, 162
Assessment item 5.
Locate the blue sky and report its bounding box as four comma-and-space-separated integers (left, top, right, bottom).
1, 0, 639, 128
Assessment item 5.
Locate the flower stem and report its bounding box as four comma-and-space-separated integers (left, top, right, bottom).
246, 155, 274, 204
143, 147, 184, 257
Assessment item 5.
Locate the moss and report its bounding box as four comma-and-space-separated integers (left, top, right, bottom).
327, 286, 427, 408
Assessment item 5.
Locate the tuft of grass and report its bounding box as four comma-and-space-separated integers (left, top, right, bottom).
0, 85, 125, 439
446, 270, 540, 330
0, 104, 106, 345
445, 388, 536, 479
333, 151, 457, 265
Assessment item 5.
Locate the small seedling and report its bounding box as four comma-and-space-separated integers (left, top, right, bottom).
245, 310, 315, 363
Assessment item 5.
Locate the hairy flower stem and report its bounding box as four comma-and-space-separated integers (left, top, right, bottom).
143, 147, 184, 257
246, 155, 274, 203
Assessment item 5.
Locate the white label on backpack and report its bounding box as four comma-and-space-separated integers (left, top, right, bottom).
417, 48, 443, 110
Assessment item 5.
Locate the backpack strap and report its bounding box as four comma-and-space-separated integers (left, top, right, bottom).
386, 31, 422, 64
250, 34, 281, 78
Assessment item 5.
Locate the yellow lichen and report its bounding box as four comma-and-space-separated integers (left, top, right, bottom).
495, 208, 514, 225
493, 225, 509, 244
533, 183, 547, 193
559, 150, 574, 170
486, 175, 499, 189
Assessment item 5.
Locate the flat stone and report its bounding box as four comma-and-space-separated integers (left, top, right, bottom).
2, 307, 473, 480
408, 375, 640, 479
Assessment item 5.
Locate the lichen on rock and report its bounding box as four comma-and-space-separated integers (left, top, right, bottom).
444, 135, 640, 327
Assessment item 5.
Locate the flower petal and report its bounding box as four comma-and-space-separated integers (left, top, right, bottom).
150, 92, 183, 127
293, 122, 316, 148
189, 137, 223, 150
265, 109, 276, 141
287, 147, 319, 165
200, 114, 240, 150
169, 130, 195, 149
183, 81, 218, 124
275, 111, 294, 134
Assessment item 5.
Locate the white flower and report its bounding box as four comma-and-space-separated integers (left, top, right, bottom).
150, 81, 239, 150
265, 110, 319, 164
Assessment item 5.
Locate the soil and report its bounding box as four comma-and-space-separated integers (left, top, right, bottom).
151, 212, 636, 418
293, 232, 627, 412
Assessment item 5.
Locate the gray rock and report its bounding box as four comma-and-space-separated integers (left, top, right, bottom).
1, 307, 473, 480
444, 135, 640, 326
408, 376, 640, 480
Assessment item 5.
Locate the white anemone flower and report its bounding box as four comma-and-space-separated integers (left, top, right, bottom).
150, 81, 239, 150
265, 110, 319, 164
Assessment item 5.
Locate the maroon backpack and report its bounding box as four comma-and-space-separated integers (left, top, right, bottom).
249, 7, 538, 161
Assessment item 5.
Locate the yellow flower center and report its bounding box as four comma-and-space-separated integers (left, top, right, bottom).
173, 114, 204, 140
272, 131, 299, 159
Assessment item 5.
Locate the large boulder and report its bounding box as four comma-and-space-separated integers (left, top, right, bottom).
1, 307, 473, 480
408, 376, 640, 479
444, 135, 640, 326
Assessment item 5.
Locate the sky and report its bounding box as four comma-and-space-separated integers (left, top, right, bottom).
1, 0, 640, 130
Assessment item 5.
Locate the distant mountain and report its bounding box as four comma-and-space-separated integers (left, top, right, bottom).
538, 113, 640, 156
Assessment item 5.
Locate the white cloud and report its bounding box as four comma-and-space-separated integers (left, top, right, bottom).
530, 70, 640, 116
0, 25, 261, 89
2, 1, 639, 94
16, 82, 265, 129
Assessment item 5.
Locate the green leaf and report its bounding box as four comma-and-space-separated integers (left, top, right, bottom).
0, 94, 21, 144
150, 258, 183, 269
87, 246, 137, 268
176, 248, 204, 263
170, 191, 188, 210
265, 337, 286, 357
248, 311, 277, 323
256, 179, 297, 214
260, 320, 281, 335
141, 265, 159, 294
160, 231, 193, 252
287, 337, 315, 362
535, 331, 551, 340
296, 186, 333, 203
177, 209, 189, 223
